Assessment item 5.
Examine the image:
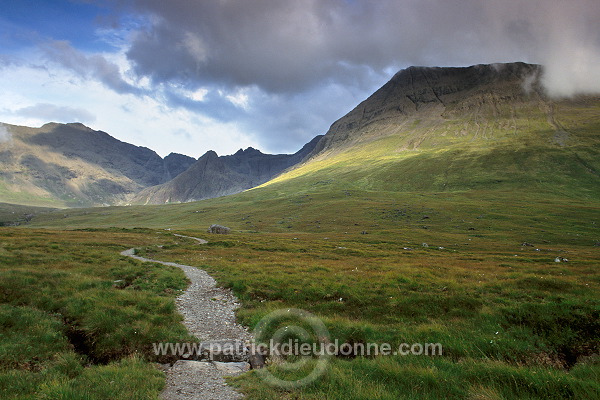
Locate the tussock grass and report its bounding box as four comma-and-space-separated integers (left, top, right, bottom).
19, 184, 600, 397
0, 229, 195, 399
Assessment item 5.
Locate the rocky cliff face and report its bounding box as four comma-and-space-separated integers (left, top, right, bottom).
223, 135, 322, 185
24, 122, 169, 187
132, 135, 322, 204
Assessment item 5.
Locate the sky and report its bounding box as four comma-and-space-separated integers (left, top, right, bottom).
0, 0, 599, 158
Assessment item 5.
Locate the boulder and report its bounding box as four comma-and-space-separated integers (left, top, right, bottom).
208, 224, 231, 234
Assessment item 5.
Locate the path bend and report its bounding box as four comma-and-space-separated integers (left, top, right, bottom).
121, 234, 251, 400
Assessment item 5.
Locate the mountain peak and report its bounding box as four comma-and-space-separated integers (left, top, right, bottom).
312, 62, 546, 156
40, 122, 93, 131
65, 122, 93, 130
202, 150, 219, 159
387, 62, 542, 95
394, 62, 540, 78
234, 147, 263, 156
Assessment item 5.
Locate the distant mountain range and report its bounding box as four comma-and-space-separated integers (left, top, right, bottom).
1, 62, 598, 208
132, 136, 322, 204
0, 121, 320, 207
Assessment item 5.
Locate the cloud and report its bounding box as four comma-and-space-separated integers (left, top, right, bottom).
123, 0, 395, 93
0, 54, 20, 67
14, 103, 96, 124
40, 40, 143, 95
116, 0, 600, 98
97, 0, 600, 154
0, 60, 255, 158
533, 0, 600, 97
0, 123, 11, 143
160, 85, 245, 123
230, 82, 373, 153
481, 0, 600, 97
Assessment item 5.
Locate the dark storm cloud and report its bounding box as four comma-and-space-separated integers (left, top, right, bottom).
124, 0, 441, 93
88, 0, 600, 153
120, 0, 600, 96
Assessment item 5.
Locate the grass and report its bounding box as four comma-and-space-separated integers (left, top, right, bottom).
8, 186, 599, 398
0, 203, 56, 226
129, 199, 598, 399
0, 228, 196, 399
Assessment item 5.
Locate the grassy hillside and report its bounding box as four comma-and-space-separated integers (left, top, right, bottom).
0, 202, 56, 226
266, 95, 600, 198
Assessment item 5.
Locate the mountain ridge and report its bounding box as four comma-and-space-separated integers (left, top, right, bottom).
308, 62, 546, 159
0, 121, 319, 207
132, 135, 323, 204
2, 61, 598, 208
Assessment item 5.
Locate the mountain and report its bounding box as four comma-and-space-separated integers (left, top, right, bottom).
132, 135, 322, 204
268, 62, 600, 197
310, 62, 546, 156
0, 121, 321, 207
2, 62, 598, 209
0, 122, 195, 207
164, 152, 197, 179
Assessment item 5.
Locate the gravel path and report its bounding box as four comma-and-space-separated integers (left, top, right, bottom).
121, 234, 251, 400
